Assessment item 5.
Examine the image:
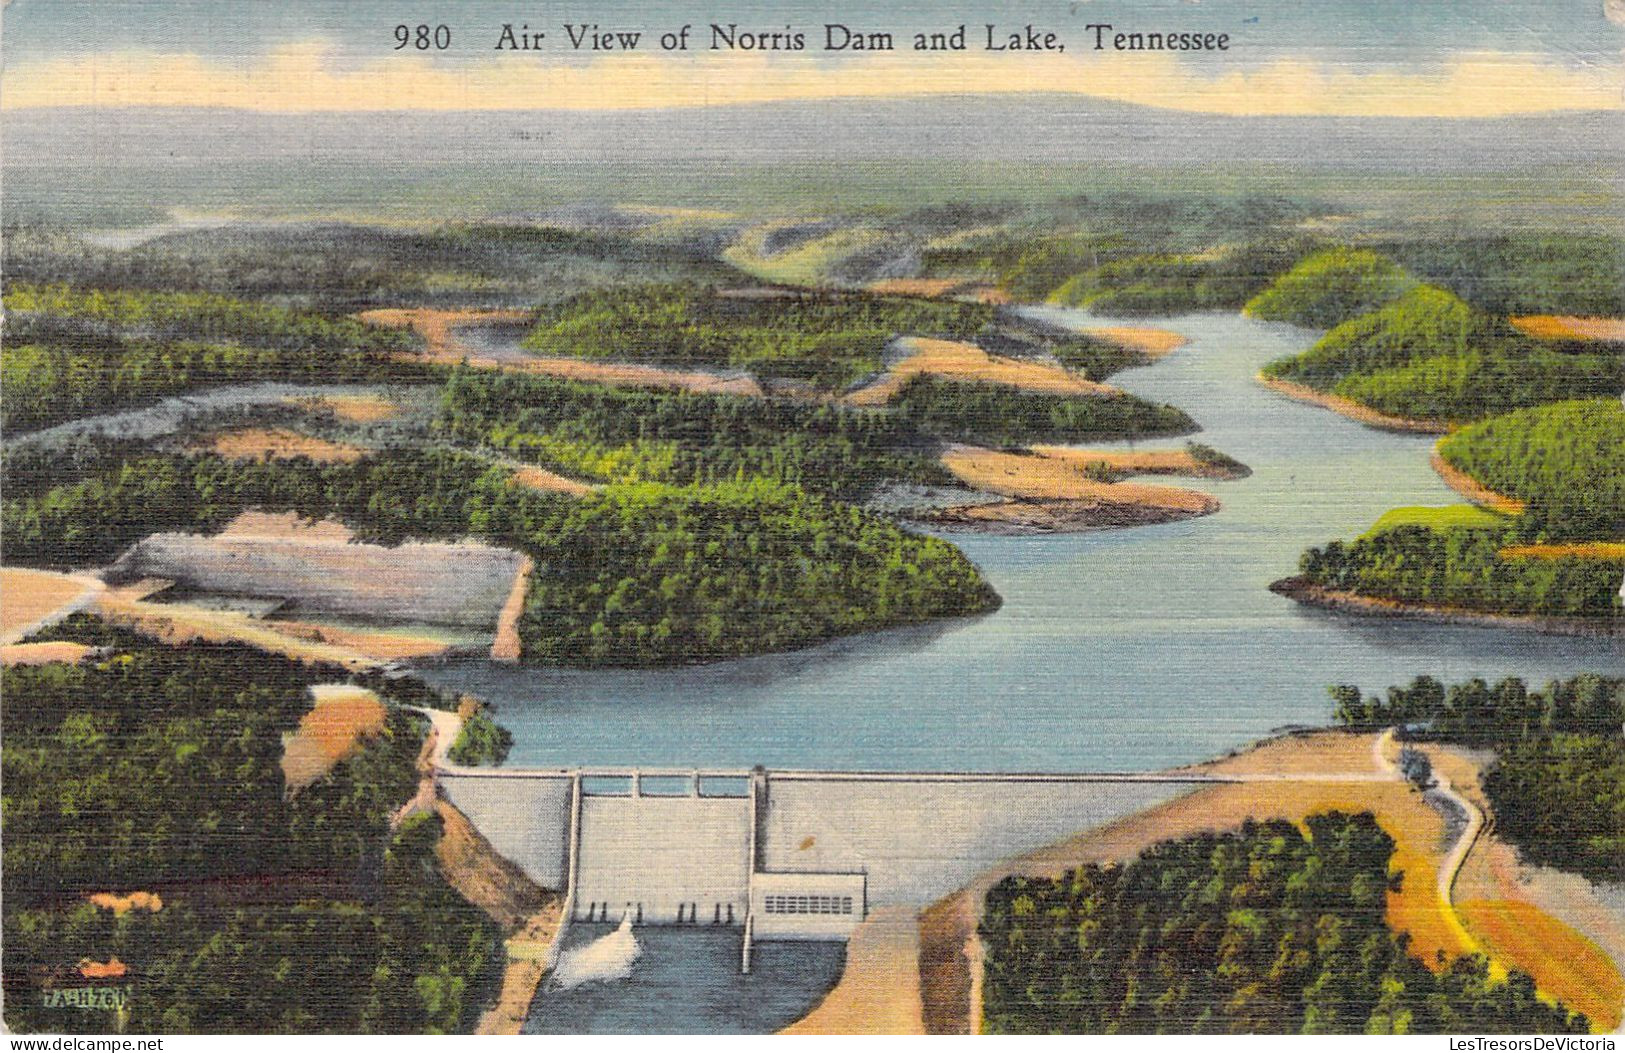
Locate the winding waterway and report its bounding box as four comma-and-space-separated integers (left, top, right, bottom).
421, 310, 1621, 772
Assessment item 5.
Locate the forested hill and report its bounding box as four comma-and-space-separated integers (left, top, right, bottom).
980, 811, 1588, 1034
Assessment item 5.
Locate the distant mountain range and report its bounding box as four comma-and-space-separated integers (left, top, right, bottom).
7, 95, 1622, 172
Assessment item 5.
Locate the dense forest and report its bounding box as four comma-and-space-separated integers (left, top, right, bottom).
2, 619, 501, 1033
1437, 400, 1625, 541
1260, 283, 1621, 423
2, 447, 998, 666
891, 376, 1195, 448
1, 222, 736, 308
1296, 526, 1622, 618
2, 284, 427, 433
1331, 674, 1624, 884
1243, 247, 1417, 328
1378, 234, 1625, 318
436, 368, 947, 501
1047, 239, 1313, 316
523, 283, 994, 389
980, 811, 1586, 1034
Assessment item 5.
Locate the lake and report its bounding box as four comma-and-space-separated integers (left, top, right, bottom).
421, 311, 1621, 773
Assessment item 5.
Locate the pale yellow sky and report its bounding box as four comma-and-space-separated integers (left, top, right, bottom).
4, 43, 1621, 117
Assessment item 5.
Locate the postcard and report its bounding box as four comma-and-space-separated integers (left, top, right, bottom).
1, 0, 1622, 1041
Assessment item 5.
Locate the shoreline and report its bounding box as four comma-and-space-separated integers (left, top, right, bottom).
1257, 374, 1450, 435
1269, 576, 1621, 638
914, 496, 1216, 535
926, 444, 1223, 534
1429, 449, 1527, 515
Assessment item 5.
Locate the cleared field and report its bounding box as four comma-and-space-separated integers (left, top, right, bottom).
287, 393, 401, 422
0, 567, 100, 644
1363, 504, 1509, 537
866, 278, 967, 298
509, 465, 596, 498
280, 684, 387, 792
203, 427, 364, 463
217, 509, 355, 542
1510, 315, 1625, 342
358, 307, 531, 358
845, 337, 1116, 407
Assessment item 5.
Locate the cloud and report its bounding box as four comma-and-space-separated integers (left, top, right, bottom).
2, 41, 1620, 116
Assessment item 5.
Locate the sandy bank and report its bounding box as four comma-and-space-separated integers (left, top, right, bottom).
91, 590, 386, 669
1510, 315, 1625, 343
865, 278, 969, 298
923, 445, 1220, 533
1269, 576, 1620, 638
1259, 375, 1450, 434
1029, 444, 1248, 480
1430, 449, 1527, 515
844, 337, 1116, 407
780, 906, 924, 1035
1080, 325, 1188, 358
489, 557, 533, 663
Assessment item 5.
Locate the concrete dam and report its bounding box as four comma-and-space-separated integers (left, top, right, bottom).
439, 765, 1228, 956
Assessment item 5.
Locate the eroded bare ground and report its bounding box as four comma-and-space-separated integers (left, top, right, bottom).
431, 798, 565, 1036
780, 906, 925, 1035
280, 684, 387, 792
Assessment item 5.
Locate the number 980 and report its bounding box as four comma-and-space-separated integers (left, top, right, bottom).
395, 24, 451, 50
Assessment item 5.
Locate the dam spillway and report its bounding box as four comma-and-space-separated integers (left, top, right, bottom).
438, 766, 1225, 945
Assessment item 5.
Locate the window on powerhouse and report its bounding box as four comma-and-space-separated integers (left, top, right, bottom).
762, 894, 855, 914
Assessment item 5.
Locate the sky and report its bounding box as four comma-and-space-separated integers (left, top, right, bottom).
4, 0, 1624, 116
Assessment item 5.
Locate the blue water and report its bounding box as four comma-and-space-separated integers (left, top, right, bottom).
526, 925, 844, 1034
421, 311, 1620, 772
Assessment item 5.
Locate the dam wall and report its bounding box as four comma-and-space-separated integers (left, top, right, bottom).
758, 773, 1207, 905
440, 767, 1223, 926
109, 533, 527, 627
